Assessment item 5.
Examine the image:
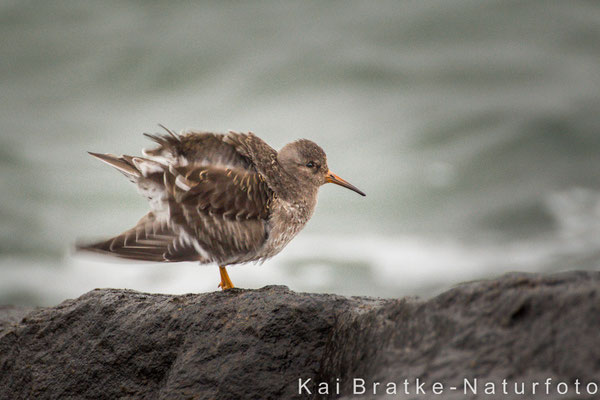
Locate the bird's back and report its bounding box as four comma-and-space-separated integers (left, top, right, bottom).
143, 128, 253, 170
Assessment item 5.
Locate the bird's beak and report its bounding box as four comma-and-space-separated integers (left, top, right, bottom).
325, 170, 366, 196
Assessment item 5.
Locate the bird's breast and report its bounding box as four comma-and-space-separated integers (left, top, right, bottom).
261, 197, 316, 259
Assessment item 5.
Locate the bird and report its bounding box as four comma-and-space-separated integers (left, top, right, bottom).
79, 126, 365, 290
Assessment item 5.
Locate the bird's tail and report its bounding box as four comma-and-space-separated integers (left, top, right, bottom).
87, 152, 165, 183
76, 212, 195, 262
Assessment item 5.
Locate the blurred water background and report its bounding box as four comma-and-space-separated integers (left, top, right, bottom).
2, 1, 600, 306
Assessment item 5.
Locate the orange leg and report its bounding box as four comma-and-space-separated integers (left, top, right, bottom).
218, 266, 235, 290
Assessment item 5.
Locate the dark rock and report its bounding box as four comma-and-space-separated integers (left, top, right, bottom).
1, 271, 599, 399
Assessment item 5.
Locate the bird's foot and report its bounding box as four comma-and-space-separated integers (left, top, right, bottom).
218, 266, 235, 290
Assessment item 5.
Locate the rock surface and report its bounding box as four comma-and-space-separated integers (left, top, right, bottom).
1, 271, 599, 399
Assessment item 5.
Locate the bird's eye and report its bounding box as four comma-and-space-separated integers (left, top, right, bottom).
306, 161, 315, 168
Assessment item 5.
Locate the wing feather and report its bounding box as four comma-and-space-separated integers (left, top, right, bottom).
165, 165, 273, 263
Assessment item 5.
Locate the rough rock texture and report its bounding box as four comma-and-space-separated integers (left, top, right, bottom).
1, 271, 599, 399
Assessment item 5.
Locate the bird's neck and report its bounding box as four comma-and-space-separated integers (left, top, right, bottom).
276, 183, 318, 220
278, 175, 318, 202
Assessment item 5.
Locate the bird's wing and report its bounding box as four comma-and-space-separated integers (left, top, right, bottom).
82, 127, 277, 264
142, 125, 252, 170
165, 165, 274, 264
81, 154, 274, 264
167, 165, 272, 219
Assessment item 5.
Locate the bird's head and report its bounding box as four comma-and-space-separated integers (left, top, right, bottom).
278, 139, 365, 196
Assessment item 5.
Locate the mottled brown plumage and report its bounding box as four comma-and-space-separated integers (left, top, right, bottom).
79, 127, 365, 289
